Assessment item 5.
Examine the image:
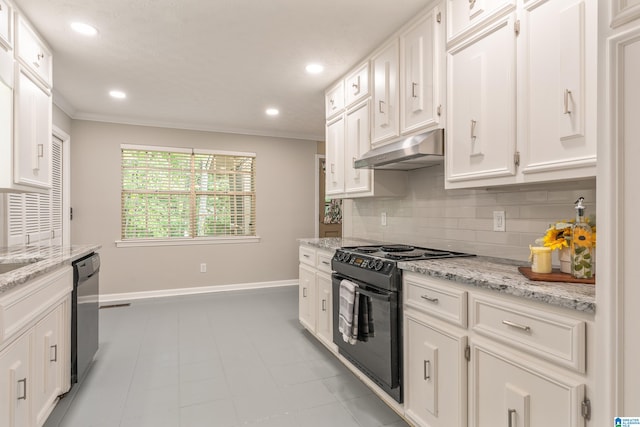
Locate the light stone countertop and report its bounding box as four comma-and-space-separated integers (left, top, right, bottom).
0, 244, 101, 295
298, 237, 596, 314
399, 256, 595, 314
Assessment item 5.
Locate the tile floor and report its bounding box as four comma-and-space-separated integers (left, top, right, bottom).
44, 286, 410, 427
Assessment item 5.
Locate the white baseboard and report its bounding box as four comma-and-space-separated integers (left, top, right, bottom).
99, 279, 298, 304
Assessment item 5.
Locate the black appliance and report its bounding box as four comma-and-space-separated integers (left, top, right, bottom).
331, 244, 474, 403
71, 253, 100, 385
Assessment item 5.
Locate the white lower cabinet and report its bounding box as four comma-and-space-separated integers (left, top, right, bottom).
404, 312, 468, 427
0, 333, 31, 427
0, 266, 72, 427
471, 343, 585, 427
402, 272, 592, 427
298, 245, 336, 352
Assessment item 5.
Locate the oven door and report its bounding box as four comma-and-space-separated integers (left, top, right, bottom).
332, 273, 402, 402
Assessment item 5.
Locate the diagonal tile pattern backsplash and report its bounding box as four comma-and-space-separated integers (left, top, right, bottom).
343, 164, 596, 263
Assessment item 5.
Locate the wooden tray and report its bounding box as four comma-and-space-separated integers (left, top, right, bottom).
518, 267, 595, 284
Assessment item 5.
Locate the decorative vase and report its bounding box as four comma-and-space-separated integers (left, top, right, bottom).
559, 247, 571, 274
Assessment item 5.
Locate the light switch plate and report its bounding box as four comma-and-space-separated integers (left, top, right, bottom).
381, 212, 387, 226
493, 211, 506, 232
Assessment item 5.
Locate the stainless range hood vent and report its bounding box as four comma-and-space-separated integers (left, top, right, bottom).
354, 128, 444, 171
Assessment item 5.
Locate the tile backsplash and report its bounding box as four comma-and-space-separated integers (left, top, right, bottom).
342, 164, 596, 262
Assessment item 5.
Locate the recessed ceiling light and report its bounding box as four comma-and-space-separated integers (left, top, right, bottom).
265, 108, 279, 116
109, 90, 126, 99
71, 22, 98, 36
305, 63, 324, 74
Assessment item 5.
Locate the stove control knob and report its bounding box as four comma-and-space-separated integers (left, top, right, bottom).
373, 260, 384, 271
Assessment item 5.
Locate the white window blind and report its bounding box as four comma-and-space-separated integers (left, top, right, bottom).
121, 145, 256, 240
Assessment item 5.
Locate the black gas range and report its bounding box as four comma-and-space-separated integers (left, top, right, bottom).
332, 244, 475, 291
331, 244, 474, 403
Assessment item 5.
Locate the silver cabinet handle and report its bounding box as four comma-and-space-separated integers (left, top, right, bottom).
303, 254, 310, 258
502, 319, 531, 332
379, 100, 385, 114
330, 163, 335, 174
50, 344, 58, 362
564, 89, 572, 114
420, 295, 439, 304
508, 409, 516, 427
352, 76, 360, 94
469, 0, 476, 9
322, 299, 327, 311
17, 378, 27, 400
303, 288, 307, 298
470, 119, 477, 141
330, 99, 335, 106
322, 261, 330, 265
38, 144, 44, 158
412, 82, 418, 98
423, 360, 431, 380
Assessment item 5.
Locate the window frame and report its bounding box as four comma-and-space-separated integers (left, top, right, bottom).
116, 144, 260, 248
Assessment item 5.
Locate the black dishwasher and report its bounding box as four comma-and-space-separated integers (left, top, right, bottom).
71, 253, 100, 385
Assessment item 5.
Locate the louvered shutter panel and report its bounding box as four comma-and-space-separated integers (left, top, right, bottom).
51, 137, 63, 244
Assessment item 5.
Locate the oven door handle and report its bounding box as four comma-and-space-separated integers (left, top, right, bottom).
357, 287, 392, 302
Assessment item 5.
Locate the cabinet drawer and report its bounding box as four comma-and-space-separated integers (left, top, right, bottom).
316, 250, 333, 274
470, 295, 586, 372
15, 14, 52, 87
404, 274, 467, 328
299, 245, 316, 267
0, 266, 72, 345
345, 62, 370, 107
325, 81, 345, 119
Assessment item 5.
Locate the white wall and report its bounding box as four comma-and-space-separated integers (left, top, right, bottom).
70, 120, 317, 295
343, 164, 596, 262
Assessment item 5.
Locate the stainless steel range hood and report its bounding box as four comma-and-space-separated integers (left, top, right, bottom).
354, 128, 444, 171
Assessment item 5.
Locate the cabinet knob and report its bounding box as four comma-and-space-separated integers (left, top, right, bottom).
508, 409, 517, 427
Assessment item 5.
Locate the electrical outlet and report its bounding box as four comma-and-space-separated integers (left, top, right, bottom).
200, 263, 207, 273
493, 211, 506, 232
381, 212, 387, 226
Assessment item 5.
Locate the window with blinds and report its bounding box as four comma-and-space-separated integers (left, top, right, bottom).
121, 145, 256, 240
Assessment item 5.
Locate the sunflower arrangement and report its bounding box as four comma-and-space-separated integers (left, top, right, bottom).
538, 217, 597, 251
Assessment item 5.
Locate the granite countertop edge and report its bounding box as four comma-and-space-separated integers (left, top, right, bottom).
0, 244, 102, 295
298, 238, 595, 314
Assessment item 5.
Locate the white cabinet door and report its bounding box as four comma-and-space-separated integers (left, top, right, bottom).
446, 14, 517, 186
325, 116, 345, 197
15, 15, 52, 88
14, 66, 52, 190
316, 272, 333, 348
372, 40, 400, 145
0, 333, 32, 427
0, 0, 11, 50
325, 81, 345, 119
344, 62, 370, 108
518, 0, 596, 179
471, 344, 585, 427
405, 313, 468, 427
299, 264, 316, 332
344, 101, 372, 195
33, 305, 63, 426
401, 5, 442, 134
447, 0, 516, 43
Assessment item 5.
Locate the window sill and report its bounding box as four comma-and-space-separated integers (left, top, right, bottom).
115, 236, 261, 248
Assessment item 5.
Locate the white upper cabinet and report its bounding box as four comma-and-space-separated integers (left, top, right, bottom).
372, 39, 400, 145
14, 64, 52, 190
344, 62, 370, 108
447, 0, 516, 44
325, 116, 345, 197
0, 0, 12, 50
611, 0, 640, 28
446, 14, 517, 185
344, 100, 372, 195
518, 0, 597, 179
400, 4, 443, 134
325, 80, 344, 119
15, 14, 51, 88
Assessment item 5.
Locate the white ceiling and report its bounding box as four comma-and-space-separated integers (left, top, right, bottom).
14, 0, 431, 141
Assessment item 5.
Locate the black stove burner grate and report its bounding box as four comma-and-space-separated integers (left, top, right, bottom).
380, 244, 415, 253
